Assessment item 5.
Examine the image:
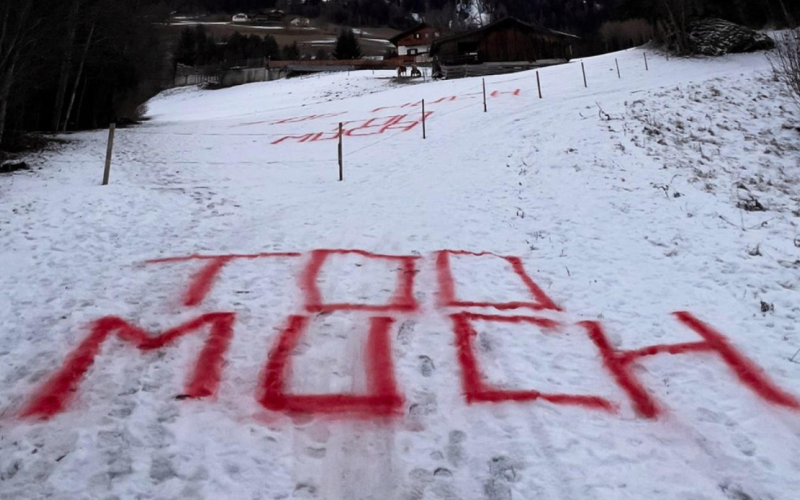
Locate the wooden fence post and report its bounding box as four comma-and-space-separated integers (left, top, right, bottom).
615, 58, 620, 79
482, 78, 487, 112
536, 70, 542, 99
644, 52, 649, 71
422, 99, 426, 139
338, 122, 343, 181
102, 122, 116, 186
581, 61, 587, 88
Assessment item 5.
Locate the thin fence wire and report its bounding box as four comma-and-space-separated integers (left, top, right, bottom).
121, 129, 290, 138
7, 56, 657, 172
344, 81, 486, 157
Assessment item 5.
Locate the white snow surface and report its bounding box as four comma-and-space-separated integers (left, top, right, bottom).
2, 48, 800, 500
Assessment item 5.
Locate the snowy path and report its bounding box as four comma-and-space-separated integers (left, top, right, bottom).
1, 50, 800, 500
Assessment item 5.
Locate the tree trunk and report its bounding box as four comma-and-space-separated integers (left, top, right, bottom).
75, 75, 88, 128
663, 0, 690, 55
51, 0, 81, 132
775, 0, 796, 27
62, 20, 95, 132
0, 59, 17, 146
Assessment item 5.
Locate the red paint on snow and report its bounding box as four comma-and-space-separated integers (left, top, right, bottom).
371, 90, 519, 113
271, 112, 346, 125
345, 113, 433, 137
270, 133, 318, 145
300, 249, 420, 313
183, 256, 234, 306
450, 312, 616, 412
145, 252, 302, 264
20, 313, 236, 420
489, 89, 522, 98
233, 113, 347, 127
581, 312, 800, 418
146, 252, 301, 307
271, 113, 432, 144
435, 250, 561, 311
258, 315, 403, 416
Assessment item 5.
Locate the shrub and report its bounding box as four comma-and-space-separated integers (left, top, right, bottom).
770, 29, 800, 107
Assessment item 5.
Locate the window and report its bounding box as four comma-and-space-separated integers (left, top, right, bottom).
435, 32, 440, 37
425, 33, 430, 39
415, 33, 421, 39
408, 49, 418, 55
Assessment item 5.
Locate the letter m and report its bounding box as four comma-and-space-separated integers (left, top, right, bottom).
20, 313, 236, 420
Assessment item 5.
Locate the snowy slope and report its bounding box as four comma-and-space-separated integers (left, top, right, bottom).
2, 48, 800, 500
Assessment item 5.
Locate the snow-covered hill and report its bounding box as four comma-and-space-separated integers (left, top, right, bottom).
2, 48, 800, 500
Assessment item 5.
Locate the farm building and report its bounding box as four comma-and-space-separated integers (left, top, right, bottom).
430, 17, 578, 78
389, 24, 442, 62
290, 17, 311, 27
253, 10, 284, 24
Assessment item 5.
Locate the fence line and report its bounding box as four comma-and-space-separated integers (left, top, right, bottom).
121, 129, 290, 138
9, 52, 660, 181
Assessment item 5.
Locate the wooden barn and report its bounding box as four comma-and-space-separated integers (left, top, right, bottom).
430, 17, 578, 78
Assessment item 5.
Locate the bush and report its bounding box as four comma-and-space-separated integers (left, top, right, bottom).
282, 42, 301, 61
770, 30, 800, 107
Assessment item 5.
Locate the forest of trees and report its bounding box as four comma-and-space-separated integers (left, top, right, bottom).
174, 27, 282, 68
2, 0, 798, 149
173, 0, 800, 34
170, 1, 800, 61
171, 26, 355, 69
1, 0, 170, 147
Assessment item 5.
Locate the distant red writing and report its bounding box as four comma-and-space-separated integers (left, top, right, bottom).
270, 112, 347, 125
271, 113, 433, 145
371, 89, 521, 113
235, 113, 347, 128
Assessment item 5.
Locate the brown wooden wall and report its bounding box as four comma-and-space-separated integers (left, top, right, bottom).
435, 25, 571, 63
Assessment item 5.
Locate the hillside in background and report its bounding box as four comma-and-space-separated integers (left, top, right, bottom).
2, 44, 800, 500
175, 0, 800, 36
2, 0, 798, 149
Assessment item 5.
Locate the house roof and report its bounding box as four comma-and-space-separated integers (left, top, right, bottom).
389, 23, 432, 45
430, 17, 579, 50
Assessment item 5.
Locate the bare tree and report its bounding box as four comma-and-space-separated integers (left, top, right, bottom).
774, 0, 796, 28
52, 0, 82, 132
62, 19, 96, 131
770, 30, 800, 108
2, 0, 167, 144
660, 0, 693, 55
0, 0, 43, 145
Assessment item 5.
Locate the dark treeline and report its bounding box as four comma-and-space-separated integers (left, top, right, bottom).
173, 1, 799, 59
1, 0, 170, 146
176, 0, 412, 29
172, 0, 800, 57
612, 0, 799, 54
174, 26, 362, 67
614, 0, 798, 28
174, 27, 282, 68
176, 0, 800, 33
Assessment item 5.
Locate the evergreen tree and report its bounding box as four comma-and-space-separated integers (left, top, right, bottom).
263, 35, 281, 61
175, 27, 198, 66
333, 29, 362, 60
281, 41, 301, 60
